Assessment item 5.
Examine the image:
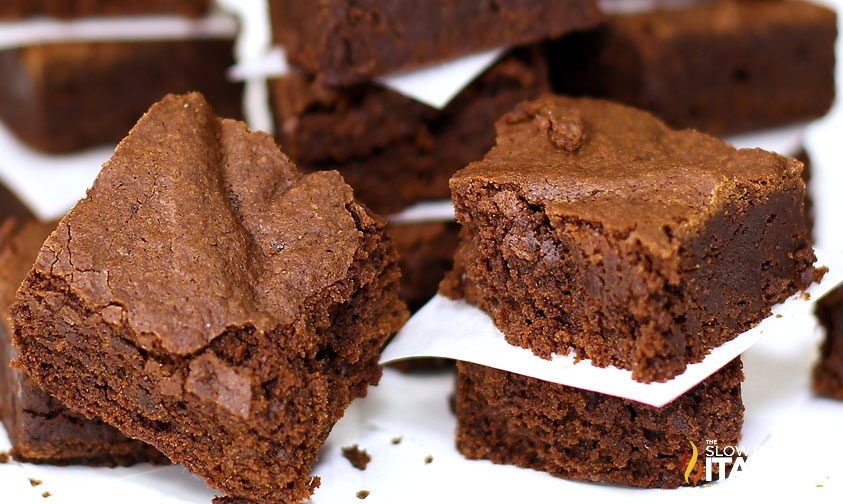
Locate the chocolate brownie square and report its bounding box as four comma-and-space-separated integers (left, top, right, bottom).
815, 285, 843, 400
547, 0, 837, 136
0, 216, 165, 465
455, 359, 744, 488
441, 95, 815, 382
0, 0, 210, 19
0, 39, 242, 153
10, 93, 408, 502
391, 221, 461, 313
269, 0, 604, 85
271, 48, 548, 214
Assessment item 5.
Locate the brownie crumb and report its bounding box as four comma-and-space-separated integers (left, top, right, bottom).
390, 437, 402, 445
424, 455, 433, 464
341, 445, 371, 470
41, 492, 51, 498
356, 490, 370, 499
0, 451, 10, 463
29, 478, 43, 487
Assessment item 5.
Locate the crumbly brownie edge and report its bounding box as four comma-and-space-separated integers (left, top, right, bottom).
455, 359, 744, 488
442, 170, 814, 382
12, 204, 407, 502
814, 287, 843, 400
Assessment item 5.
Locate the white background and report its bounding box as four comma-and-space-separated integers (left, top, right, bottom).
3, 1, 843, 502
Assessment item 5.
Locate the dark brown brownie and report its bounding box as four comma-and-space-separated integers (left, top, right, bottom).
441, 95, 815, 382
0, 0, 209, 19
271, 48, 548, 214
0, 39, 242, 153
796, 149, 814, 238
10, 93, 408, 503
456, 359, 744, 488
391, 221, 460, 313
269, 0, 603, 86
547, 0, 837, 136
815, 285, 843, 400
0, 217, 165, 465
0, 183, 30, 222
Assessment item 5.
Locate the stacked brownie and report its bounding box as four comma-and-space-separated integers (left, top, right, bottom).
0, 0, 242, 153
815, 285, 843, 400
444, 95, 816, 486
266, 0, 605, 311
547, 0, 837, 136
10, 93, 408, 502
0, 211, 164, 466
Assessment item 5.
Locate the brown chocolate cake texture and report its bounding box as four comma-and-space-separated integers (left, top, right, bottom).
442, 95, 815, 383
0, 216, 165, 466
10, 93, 408, 503
815, 285, 843, 400
0, 0, 210, 19
547, 0, 837, 136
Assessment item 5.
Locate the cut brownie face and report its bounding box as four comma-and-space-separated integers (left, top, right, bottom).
0, 0, 209, 19
456, 359, 744, 488
815, 286, 843, 400
441, 95, 815, 382
547, 0, 837, 136
0, 39, 242, 153
0, 217, 164, 465
269, 0, 603, 86
271, 48, 549, 214
11, 93, 408, 502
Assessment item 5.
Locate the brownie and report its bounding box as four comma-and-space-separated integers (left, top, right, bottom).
271, 48, 549, 214
269, 0, 603, 86
0, 0, 209, 19
815, 286, 843, 400
456, 359, 744, 488
0, 217, 165, 465
10, 93, 407, 503
441, 95, 815, 383
0, 39, 242, 153
391, 221, 461, 313
547, 0, 837, 136
0, 183, 30, 222
796, 149, 814, 238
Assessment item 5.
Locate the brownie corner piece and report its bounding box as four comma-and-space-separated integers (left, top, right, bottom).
455, 358, 745, 488
444, 95, 815, 382
814, 285, 843, 400
11, 93, 407, 502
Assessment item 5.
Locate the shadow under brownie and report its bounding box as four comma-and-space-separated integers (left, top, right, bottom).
0, 216, 164, 466
10, 93, 408, 502
441, 95, 816, 382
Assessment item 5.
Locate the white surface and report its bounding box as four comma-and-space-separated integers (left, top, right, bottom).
0, 13, 237, 50
383, 249, 843, 407
388, 200, 456, 225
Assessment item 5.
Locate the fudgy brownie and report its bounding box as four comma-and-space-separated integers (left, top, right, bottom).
0, 183, 29, 221
0, 39, 242, 153
0, 0, 209, 19
547, 0, 837, 136
271, 48, 548, 214
269, 0, 603, 85
11, 93, 408, 502
815, 285, 843, 400
441, 95, 815, 382
391, 221, 461, 313
456, 359, 744, 488
0, 217, 165, 466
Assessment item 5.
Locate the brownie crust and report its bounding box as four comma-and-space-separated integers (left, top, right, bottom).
11, 94, 407, 502
0, 217, 164, 466
456, 359, 744, 488
271, 48, 549, 214
548, 0, 837, 136
0, 0, 209, 19
0, 39, 242, 153
442, 95, 815, 382
269, 0, 603, 85
815, 286, 843, 400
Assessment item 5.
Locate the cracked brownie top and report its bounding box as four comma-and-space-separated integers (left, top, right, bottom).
27, 93, 381, 356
